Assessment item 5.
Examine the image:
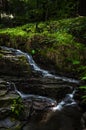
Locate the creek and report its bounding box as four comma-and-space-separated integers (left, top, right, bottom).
0, 46, 84, 130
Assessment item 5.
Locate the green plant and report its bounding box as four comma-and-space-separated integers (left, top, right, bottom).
80, 85, 86, 103
79, 68, 86, 103
11, 98, 24, 117
72, 60, 80, 65
31, 49, 36, 55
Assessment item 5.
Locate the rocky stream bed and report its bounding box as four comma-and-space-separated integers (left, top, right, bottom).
0, 46, 86, 130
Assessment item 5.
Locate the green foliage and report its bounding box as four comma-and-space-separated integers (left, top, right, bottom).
31, 49, 36, 55
79, 66, 86, 103
0, 0, 79, 24
72, 60, 80, 65
79, 66, 86, 80
82, 77, 86, 80
0, 27, 28, 36
54, 31, 74, 44
11, 98, 24, 117
80, 86, 86, 89
0, 16, 85, 77
80, 85, 86, 103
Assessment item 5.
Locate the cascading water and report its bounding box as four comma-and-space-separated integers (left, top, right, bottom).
6, 81, 77, 111
6, 82, 57, 110
2, 46, 79, 112
51, 89, 77, 111
1, 46, 79, 84
0, 46, 83, 130
17, 49, 79, 83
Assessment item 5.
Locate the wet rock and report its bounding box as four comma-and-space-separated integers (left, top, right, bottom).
23, 105, 82, 130
15, 77, 74, 100
0, 117, 21, 129
83, 112, 86, 126
0, 79, 20, 119
0, 47, 31, 77
0, 93, 19, 106
0, 77, 82, 130
0, 79, 28, 130
81, 112, 86, 130
0, 46, 83, 130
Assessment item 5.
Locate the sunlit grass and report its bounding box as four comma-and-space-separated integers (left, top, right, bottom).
0, 27, 28, 36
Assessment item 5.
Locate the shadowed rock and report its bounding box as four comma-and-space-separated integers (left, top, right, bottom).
0, 47, 31, 77
23, 105, 82, 130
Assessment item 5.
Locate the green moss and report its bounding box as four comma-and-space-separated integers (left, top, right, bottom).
0, 53, 3, 58
0, 16, 86, 77
0, 27, 27, 37
0, 16, 86, 45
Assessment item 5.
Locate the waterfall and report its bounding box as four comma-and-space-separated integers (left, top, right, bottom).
1, 46, 79, 84
6, 82, 57, 110
17, 49, 79, 83
6, 81, 77, 111
2, 46, 78, 111
52, 89, 77, 111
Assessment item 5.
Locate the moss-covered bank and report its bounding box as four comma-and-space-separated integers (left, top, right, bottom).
0, 16, 86, 78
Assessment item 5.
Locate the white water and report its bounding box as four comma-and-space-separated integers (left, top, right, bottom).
17, 49, 79, 83
1, 46, 79, 84
2, 46, 78, 111
7, 82, 77, 111
52, 90, 77, 111
7, 82, 57, 110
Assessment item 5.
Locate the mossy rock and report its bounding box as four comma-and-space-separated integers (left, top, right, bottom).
0, 48, 31, 77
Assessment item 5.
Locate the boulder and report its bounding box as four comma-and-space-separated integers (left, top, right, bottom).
0, 47, 31, 77
0, 79, 20, 119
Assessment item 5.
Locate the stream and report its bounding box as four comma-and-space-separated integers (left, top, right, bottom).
0, 46, 84, 130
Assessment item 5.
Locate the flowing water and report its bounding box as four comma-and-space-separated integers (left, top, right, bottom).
0, 46, 82, 130
1, 46, 79, 83
1, 46, 79, 109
